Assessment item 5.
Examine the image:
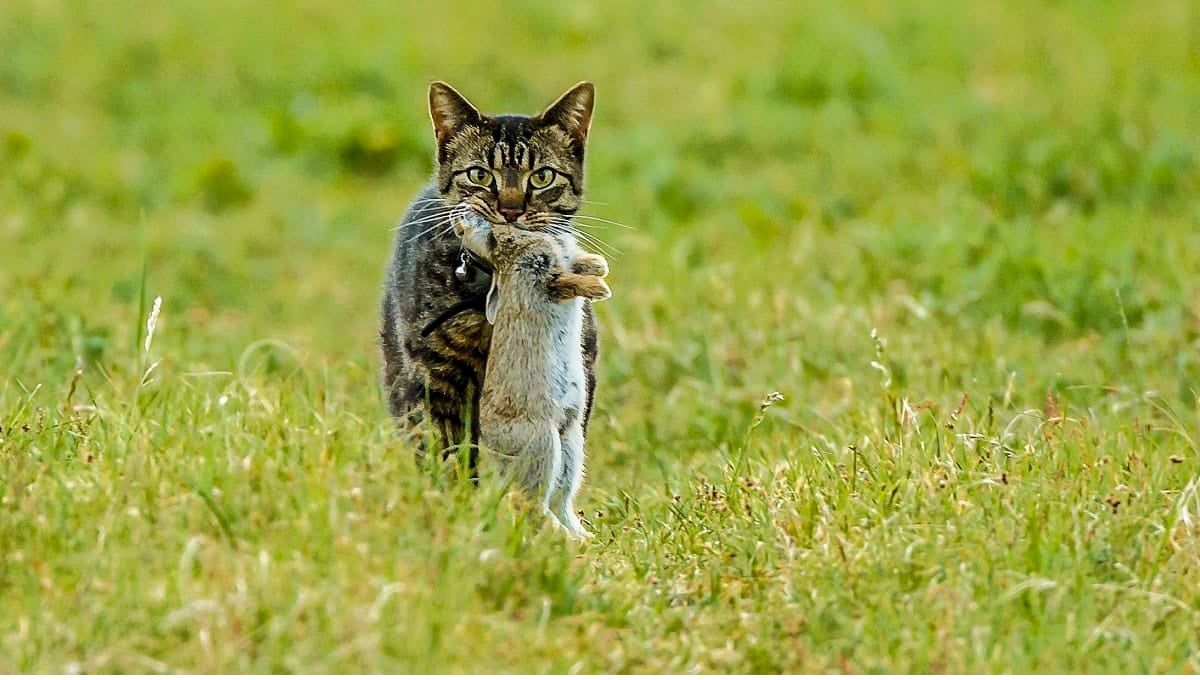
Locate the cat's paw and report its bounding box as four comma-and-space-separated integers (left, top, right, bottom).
548, 273, 611, 302
571, 252, 609, 278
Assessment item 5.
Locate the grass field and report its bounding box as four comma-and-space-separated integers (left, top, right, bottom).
3, 0, 1200, 672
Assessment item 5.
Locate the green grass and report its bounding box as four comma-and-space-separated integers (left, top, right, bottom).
3, 0, 1200, 672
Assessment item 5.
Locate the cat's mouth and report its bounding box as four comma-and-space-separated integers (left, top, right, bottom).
457, 209, 546, 252
480, 215, 544, 230
461, 202, 552, 232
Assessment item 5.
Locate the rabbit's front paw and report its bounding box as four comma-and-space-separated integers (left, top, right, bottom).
549, 273, 611, 302
571, 253, 608, 278
571, 251, 609, 278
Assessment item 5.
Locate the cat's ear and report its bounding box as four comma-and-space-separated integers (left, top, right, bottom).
536, 81, 594, 142
429, 81, 481, 143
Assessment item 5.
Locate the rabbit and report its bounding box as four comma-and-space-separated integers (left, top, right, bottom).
455, 214, 609, 539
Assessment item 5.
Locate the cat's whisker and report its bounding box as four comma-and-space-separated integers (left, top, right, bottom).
406, 216, 459, 243
405, 223, 449, 243
431, 225, 458, 241
572, 214, 637, 231
575, 234, 621, 258
548, 217, 598, 234
406, 204, 461, 217
400, 203, 452, 216
393, 212, 458, 234
476, 209, 504, 223
460, 202, 494, 220
404, 205, 466, 226
568, 228, 623, 257
408, 198, 448, 208
545, 221, 621, 258
405, 211, 459, 228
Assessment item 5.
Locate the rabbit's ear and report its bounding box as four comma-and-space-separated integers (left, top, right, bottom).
485, 274, 501, 324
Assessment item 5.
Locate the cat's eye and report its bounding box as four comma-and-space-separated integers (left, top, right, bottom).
528, 167, 556, 189
466, 167, 493, 186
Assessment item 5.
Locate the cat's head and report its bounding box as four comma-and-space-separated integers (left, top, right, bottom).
428, 81, 593, 230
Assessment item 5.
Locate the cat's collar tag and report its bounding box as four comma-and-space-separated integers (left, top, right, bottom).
454, 251, 470, 282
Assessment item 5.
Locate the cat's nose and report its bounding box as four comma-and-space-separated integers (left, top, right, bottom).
499, 207, 524, 223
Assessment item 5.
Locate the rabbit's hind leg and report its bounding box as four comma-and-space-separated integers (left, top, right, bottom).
552, 418, 591, 540
486, 421, 567, 531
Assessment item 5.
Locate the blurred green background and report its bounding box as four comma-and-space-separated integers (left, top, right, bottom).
2, 0, 1199, 672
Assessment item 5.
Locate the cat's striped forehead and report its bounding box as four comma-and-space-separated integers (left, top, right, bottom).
484, 115, 537, 170
489, 141, 534, 170
444, 115, 582, 172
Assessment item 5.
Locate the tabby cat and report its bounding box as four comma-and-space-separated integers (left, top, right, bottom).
380, 81, 599, 468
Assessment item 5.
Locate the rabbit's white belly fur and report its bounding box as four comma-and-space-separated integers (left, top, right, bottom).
548, 298, 586, 425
